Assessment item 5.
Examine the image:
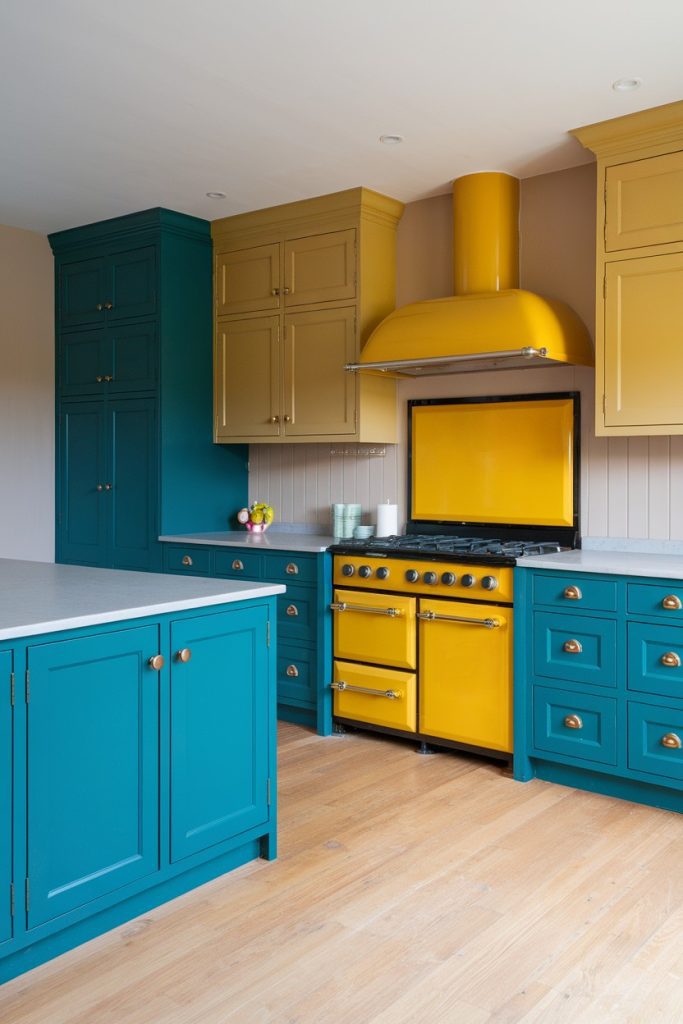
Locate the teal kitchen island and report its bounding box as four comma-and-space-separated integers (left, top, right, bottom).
0, 559, 283, 983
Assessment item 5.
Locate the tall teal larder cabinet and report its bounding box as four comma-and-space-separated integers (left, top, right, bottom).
50, 209, 247, 570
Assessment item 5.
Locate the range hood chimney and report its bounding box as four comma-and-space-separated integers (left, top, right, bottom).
348, 172, 594, 377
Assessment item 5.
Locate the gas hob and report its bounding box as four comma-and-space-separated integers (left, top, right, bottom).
330, 533, 568, 566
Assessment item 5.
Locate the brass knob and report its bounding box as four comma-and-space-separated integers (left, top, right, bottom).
148, 654, 164, 671
271, 288, 280, 296
96, 303, 103, 311
563, 714, 583, 730
282, 287, 290, 295
96, 375, 104, 383
175, 648, 192, 663
181, 555, 193, 566
104, 483, 113, 491
661, 732, 682, 749
661, 651, 681, 668
562, 639, 583, 654
662, 595, 682, 611
232, 559, 244, 571
96, 483, 104, 491
285, 563, 299, 575
286, 664, 299, 677
563, 585, 582, 601
286, 604, 298, 617
284, 415, 291, 423
104, 374, 113, 382
104, 301, 113, 310
269, 416, 279, 424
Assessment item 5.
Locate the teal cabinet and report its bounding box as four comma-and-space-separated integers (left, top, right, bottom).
26, 626, 159, 928
170, 607, 269, 862
51, 209, 248, 572
0, 651, 11, 946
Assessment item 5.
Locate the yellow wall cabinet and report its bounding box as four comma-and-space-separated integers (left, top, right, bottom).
212, 188, 404, 444
573, 100, 683, 435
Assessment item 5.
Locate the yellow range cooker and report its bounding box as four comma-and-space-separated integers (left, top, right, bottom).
329, 391, 581, 765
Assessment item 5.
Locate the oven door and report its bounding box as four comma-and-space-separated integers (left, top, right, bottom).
331, 588, 416, 670
332, 660, 417, 732
418, 598, 513, 753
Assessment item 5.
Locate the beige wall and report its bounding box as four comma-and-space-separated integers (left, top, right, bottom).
0, 225, 55, 560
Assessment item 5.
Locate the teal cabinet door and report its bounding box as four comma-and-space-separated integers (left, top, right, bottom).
108, 247, 157, 321
109, 398, 160, 571
169, 605, 270, 862
58, 256, 106, 328
59, 323, 157, 398
58, 329, 107, 396
0, 651, 11, 945
58, 402, 108, 566
26, 626, 160, 929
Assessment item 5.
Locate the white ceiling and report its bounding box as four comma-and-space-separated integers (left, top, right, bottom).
2, 0, 683, 234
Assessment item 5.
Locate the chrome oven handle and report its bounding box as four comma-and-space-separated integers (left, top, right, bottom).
330, 681, 402, 700
330, 601, 402, 618
417, 610, 501, 629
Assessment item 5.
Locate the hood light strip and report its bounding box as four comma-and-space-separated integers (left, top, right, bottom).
345, 346, 551, 374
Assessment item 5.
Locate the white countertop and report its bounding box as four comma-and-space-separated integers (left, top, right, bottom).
516, 549, 683, 580
0, 559, 285, 641
160, 530, 335, 553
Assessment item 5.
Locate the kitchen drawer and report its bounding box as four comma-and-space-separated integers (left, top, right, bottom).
214, 549, 263, 579
532, 573, 617, 613
278, 585, 316, 642
264, 552, 316, 585
628, 701, 683, 782
628, 583, 683, 620
162, 545, 213, 576
533, 685, 617, 766
533, 611, 617, 688
332, 659, 416, 732
277, 643, 315, 706
332, 588, 416, 670
628, 621, 683, 700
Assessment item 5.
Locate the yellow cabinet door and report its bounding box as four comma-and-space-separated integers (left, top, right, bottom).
418, 599, 513, 752
333, 660, 417, 732
283, 229, 356, 306
604, 252, 683, 430
215, 243, 280, 316
283, 307, 356, 436
214, 316, 280, 439
332, 588, 416, 670
606, 150, 683, 252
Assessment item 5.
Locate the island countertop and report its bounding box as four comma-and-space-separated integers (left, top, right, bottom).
516, 549, 683, 580
0, 558, 285, 641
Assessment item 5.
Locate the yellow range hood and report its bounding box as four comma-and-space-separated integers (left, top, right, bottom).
348, 172, 594, 377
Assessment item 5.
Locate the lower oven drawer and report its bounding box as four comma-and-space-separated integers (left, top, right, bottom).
332, 660, 417, 732
332, 589, 416, 670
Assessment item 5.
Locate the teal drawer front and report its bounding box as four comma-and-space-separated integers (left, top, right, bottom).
533, 611, 617, 688
163, 546, 213, 575
628, 702, 683, 782
265, 552, 316, 585
532, 573, 617, 612
214, 549, 263, 579
278, 585, 315, 642
533, 685, 617, 766
628, 583, 683, 620
628, 621, 683, 700
278, 643, 315, 705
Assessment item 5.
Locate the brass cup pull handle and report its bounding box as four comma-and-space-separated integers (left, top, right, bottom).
232, 559, 244, 571
661, 732, 682, 749
563, 639, 583, 654
285, 563, 299, 575
175, 648, 192, 663
662, 595, 682, 611
661, 651, 681, 668
563, 585, 582, 600
181, 555, 193, 566
286, 664, 299, 677
286, 604, 299, 617
148, 654, 164, 671
563, 714, 583, 730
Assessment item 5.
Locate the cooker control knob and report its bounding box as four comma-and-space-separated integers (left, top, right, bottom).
358, 565, 373, 579
341, 563, 355, 577
481, 575, 498, 591
376, 566, 390, 580
441, 571, 457, 586
461, 573, 476, 588
423, 571, 438, 585
405, 569, 419, 583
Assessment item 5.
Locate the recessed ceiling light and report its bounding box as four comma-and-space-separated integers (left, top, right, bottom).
206, 191, 227, 199
379, 134, 404, 145
612, 78, 642, 92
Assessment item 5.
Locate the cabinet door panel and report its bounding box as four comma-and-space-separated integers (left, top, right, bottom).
284, 307, 356, 436
284, 230, 355, 306
0, 651, 11, 945
170, 606, 270, 862
214, 316, 280, 439
605, 253, 683, 429
606, 151, 683, 252
59, 257, 106, 328
107, 246, 157, 321
215, 244, 280, 316
109, 398, 159, 571
109, 322, 158, 393
26, 626, 159, 928
58, 330, 107, 397
58, 403, 108, 566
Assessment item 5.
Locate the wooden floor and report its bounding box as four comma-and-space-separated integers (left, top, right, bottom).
3, 723, 683, 1023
